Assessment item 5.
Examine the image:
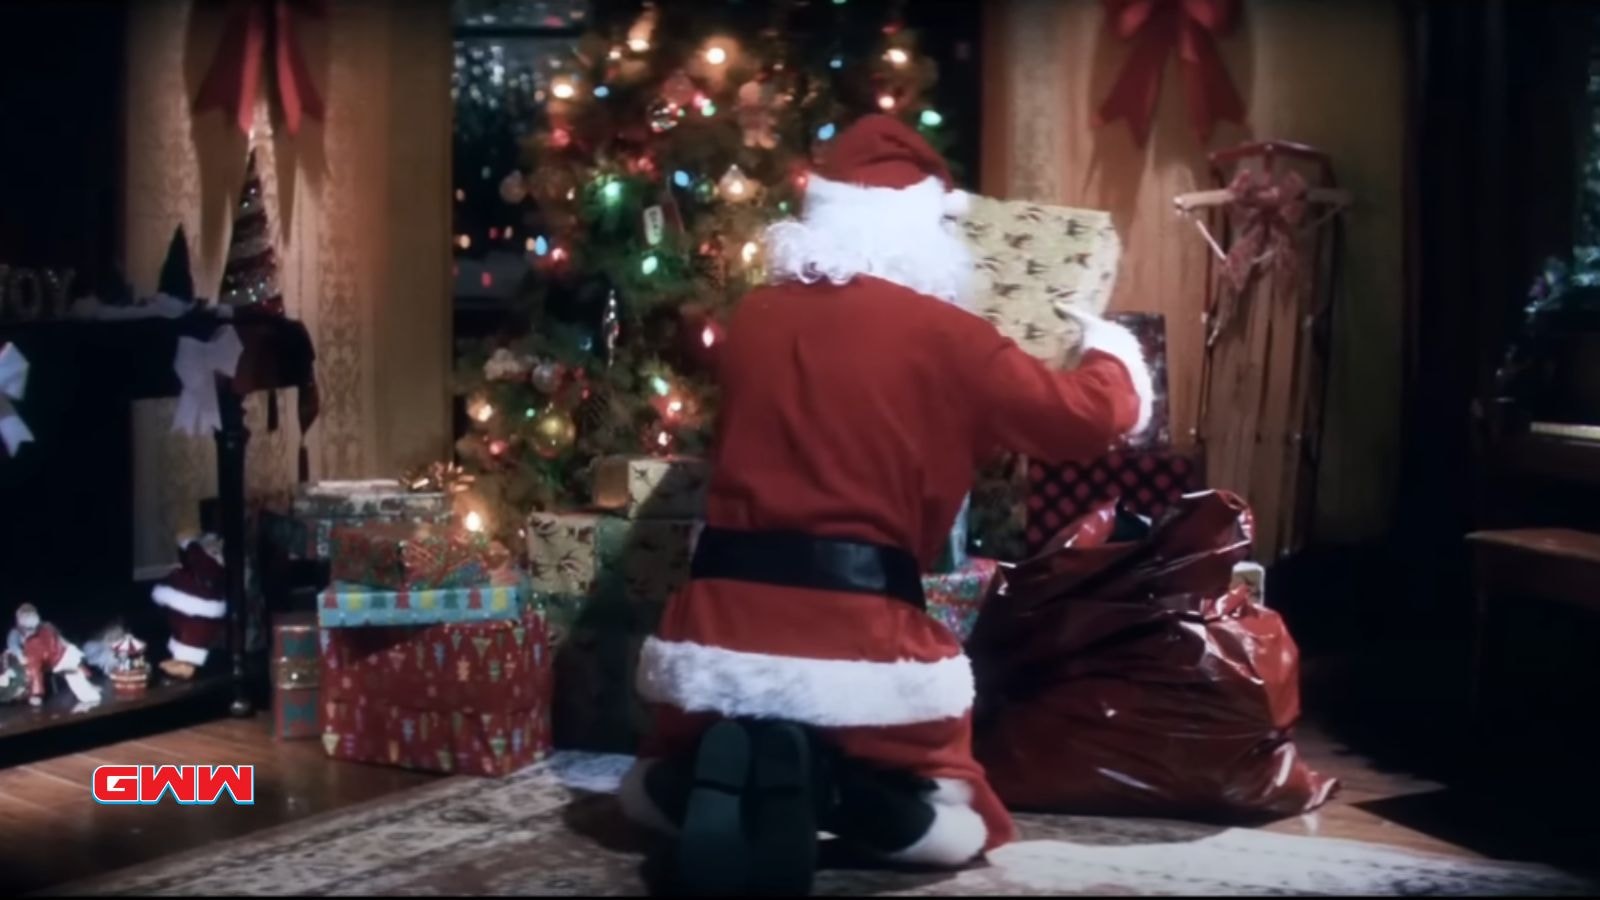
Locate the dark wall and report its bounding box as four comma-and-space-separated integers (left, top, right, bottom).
0, 0, 126, 281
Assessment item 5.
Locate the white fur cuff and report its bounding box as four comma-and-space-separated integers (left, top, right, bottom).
168, 638, 210, 666
883, 799, 987, 868
1080, 317, 1155, 437
151, 585, 227, 620
635, 637, 974, 728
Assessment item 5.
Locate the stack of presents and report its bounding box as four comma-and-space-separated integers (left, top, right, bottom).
266, 481, 551, 774
257, 195, 1263, 773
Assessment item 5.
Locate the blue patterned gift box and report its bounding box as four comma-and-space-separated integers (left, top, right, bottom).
317, 579, 525, 628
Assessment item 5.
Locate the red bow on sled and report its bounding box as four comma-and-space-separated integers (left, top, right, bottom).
1094, 0, 1246, 147
195, 0, 327, 136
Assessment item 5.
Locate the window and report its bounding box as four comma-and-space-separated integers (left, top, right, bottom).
451, 0, 588, 325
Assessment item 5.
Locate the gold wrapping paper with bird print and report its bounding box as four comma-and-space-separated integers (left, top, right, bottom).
959, 195, 1121, 363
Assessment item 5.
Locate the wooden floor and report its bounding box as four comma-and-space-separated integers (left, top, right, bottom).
3, 703, 1595, 895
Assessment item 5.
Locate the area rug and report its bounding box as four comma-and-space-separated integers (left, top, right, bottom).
42, 754, 1597, 897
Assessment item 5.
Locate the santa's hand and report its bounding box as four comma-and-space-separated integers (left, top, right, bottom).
1057, 308, 1155, 438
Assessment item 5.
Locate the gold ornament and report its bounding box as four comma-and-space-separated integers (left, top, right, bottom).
718, 165, 756, 203
529, 407, 578, 459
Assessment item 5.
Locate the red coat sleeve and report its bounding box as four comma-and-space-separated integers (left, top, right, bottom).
974, 341, 1143, 465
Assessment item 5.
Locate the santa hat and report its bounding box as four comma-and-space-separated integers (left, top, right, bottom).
151, 535, 227, 666
812, 114, 970, 217
764, 115, 975, 305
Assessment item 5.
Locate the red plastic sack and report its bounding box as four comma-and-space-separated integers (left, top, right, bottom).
970, 491, 1337, 822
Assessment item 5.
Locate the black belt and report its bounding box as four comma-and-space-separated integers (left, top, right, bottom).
690, 527, 926, 610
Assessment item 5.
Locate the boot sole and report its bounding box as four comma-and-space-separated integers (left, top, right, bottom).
749, 722, 818, 896
674, 720, 753, 896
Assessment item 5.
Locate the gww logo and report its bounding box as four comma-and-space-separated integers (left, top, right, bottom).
92, 765, 255, 805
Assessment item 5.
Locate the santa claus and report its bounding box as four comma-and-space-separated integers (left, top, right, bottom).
149, 534, 228, 679
7, 603, 102, 706
617, 114, 1153, 894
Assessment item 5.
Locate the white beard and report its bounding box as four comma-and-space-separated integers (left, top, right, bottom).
762, 174, 977, 309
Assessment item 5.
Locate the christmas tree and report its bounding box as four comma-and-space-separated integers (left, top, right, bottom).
453, 0, 959, 540
218, 150, 284, 314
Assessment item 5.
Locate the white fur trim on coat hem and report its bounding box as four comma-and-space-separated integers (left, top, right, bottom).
168, 638, 210, 666
151, 584, 227, 619
1079, 316, 1155, 437
635, 637, 974, 728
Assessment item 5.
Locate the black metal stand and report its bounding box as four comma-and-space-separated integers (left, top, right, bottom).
215, 383, 253, 718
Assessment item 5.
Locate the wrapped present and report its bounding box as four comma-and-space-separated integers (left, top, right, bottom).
923, 557, 1000, 643
1232, 561, 1267, 608
293, 479, 454, 520
592, 455, 711, 520
329, 522, 494, 592
960, 195, 1121, 363
526, 510, 699, 608
1106, 312, 1172, 449
552, 627, 650, 753
320, 703, 549, 777
319, 606, 552, 776
266, 480, 456, 563
933, 493, 973, 575
317, 572, 525, 628
271, 612, 320, 740
320, 605, 550, 711
1024, 450, 1203, 556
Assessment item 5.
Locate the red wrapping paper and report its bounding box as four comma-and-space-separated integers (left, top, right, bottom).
330, 522, 494, 591
320, 703, 549, 777
318, 607, 553, 775
320, 606, 549, 712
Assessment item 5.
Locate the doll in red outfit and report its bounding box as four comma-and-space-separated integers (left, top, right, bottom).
617, 115, 1154, 895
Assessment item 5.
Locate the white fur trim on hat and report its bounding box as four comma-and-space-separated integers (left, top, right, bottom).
763, 174, 976, 309
168, 637, 210, 666
151, 584, 227, 620
1078, 315, 1155, 437
635, 637, 974, 728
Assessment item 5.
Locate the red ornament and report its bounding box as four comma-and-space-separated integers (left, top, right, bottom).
195, 0, 328, 136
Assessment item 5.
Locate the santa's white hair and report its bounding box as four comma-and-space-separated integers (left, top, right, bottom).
763, 174, 976, 308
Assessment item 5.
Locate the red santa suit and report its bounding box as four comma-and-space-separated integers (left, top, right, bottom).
150, 535, 228, 668
621, 115, 1153, 869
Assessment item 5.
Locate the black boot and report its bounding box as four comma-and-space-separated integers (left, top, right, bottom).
746, 721, 823, 896
825, 759, 940, 861
671, 719, 756, 896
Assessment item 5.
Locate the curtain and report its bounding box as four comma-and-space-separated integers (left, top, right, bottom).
1397, 0, 1593, 615
124, 0, 453, 572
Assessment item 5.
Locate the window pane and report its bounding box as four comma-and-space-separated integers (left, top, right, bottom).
452, 0, 588, 29
452, 34, 577, 304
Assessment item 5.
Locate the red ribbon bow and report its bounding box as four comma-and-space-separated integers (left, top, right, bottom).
1220, 168, 1308, 293
1094, 0, 1246, 147
195, 0, 327, 136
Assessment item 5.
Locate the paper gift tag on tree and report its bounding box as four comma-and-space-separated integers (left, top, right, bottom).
958, 196, 1122, 363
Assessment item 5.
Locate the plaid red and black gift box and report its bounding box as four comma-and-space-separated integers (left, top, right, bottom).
1024, 450, 1203, 555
